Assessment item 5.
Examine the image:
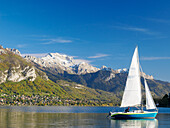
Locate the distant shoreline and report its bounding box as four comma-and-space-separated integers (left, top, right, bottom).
0, 105, 169, 108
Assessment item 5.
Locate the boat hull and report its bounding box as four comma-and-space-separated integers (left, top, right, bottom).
111, 112, 158, 119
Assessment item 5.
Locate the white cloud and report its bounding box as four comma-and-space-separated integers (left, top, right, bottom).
88, 53, 110, 59
27, 35, 49, 38
141, 36, 167, 40
17, 44, 27, 48
112, 25, 157, 35
41, 38, 72, 44
145, 18, 170, 24
74, 59, 92, 64
114, 26, 147, 32
22, 53, 48, 58
141, 57, 170, 60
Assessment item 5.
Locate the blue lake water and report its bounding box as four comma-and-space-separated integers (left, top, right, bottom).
0, 106, 169, 128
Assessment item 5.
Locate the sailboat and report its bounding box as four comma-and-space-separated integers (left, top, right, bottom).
109, 46, 158, 119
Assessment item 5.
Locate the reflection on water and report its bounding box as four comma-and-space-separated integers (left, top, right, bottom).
0, 109, 110, 128
111, 119, 158, 128
0, 110, 158, 128
0, 107, 169, 128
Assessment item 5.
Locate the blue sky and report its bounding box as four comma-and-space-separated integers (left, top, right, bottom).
0, 0, 170, 82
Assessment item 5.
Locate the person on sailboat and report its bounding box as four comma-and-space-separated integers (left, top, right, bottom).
124, 107, 130, 113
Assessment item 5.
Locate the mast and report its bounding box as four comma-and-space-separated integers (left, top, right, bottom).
140, 65, 144, 111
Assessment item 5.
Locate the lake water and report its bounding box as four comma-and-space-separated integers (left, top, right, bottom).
0, 106, 169, 128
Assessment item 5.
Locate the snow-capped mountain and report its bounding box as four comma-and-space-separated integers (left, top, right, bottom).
2, 44, 152, 79
24, 53, 100, 74
101, 66, 153, 80
115, 68, 153, 79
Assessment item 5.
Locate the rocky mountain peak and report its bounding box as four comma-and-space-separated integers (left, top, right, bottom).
101, 65, 107, 70
0, 45, 3, 49
100, 65, 116, 73
0, 49, 38, 84
5, 48, 21, 56
141, 72, 154, 80
0, 45, 6, 55
42, 52, 74, 66
25, 52, 99, 74
0, 45, 21, 56
115, 68, 128, 73
115, 68, 153, 80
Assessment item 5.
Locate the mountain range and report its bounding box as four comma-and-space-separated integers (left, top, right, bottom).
0, 45, 170, 105
24, 52, 99, 75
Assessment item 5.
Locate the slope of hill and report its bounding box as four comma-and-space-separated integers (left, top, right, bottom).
0, 77, 120, 106
0, 77, 68, 97
23, 48, 170, 99
40, 68, 170, 98
1, 45, 170, 106
0, 46, 48, 84
0, 45, 119, 106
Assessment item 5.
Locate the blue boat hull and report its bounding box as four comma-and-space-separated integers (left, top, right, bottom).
111, 112, 157, 119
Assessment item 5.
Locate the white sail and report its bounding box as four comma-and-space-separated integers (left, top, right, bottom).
144, 79, 157, 109
121, 47, 142, 107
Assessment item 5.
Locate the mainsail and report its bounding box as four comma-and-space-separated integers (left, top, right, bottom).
144, 79, 157, 109
121, 47, 142, 107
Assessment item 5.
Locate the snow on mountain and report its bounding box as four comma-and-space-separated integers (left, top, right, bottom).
24, 52, 100, 74
140, 72, 154, 80
101, 65, 115, 72
115, 68, 153, 80
115, 68, 128, 73
24, 52, 154, 79
0, 45, 154, 84
101, 66, 153, 80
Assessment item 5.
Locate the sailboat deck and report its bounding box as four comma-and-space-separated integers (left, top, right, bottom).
111, 111, 158, 119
